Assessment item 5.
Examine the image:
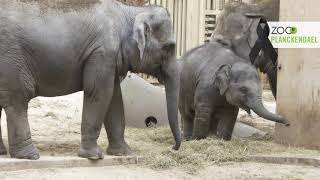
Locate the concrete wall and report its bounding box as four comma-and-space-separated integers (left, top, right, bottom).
275, 0, 320, 149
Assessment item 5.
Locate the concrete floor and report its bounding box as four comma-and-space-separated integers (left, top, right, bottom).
0, 162, 319, 180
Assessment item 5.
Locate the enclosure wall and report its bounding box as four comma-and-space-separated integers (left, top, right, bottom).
275, 0, 320, 149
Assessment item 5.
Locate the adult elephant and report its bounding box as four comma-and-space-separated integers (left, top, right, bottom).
0, 0, 181, 160
211, 1, 278, 98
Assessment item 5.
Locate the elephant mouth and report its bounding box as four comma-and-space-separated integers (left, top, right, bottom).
229, 100, 251, 115
240, 105, 251, 115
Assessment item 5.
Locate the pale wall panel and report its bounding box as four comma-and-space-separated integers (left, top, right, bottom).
275, 0, 320, 149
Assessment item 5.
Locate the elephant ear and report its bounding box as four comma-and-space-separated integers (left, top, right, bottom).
211, 34, 232, 47
133, 13, 151, 60
213, 64, 232, 95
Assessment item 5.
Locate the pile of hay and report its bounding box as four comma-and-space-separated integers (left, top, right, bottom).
33, 126, 319, 174
122, 127, 319, 174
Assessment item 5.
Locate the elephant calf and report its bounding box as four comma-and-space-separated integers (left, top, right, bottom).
179, 41, 289, 140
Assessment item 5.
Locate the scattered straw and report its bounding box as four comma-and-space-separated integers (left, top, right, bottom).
120, 127, 320, 174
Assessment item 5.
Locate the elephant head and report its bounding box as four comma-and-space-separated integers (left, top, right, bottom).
118, 2, 181, 150
211, 1, 279, 98
250, 0, 280, 21
213, 62, 289, 126
211, 2, 265, 60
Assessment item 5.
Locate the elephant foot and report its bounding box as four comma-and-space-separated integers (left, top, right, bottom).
183, 136, 192, 141
9, 143, 40, 160
0, 149, 7, 155
0, 142, 7, 155
0, 146, 8, 155
78, 145, 104, 160
216, 133, 232, 141
192, 135, 207, 140
106, 142, 132, 156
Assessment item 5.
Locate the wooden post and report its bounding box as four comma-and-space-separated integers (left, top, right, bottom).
275, 0, 320, 149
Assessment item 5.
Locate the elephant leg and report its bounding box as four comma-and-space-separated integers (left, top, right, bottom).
216, 106, 239, 141
0, 106, 7, 155
104, 76, 132, 156
182, 111, 194, 141
5, 102, 39, 159
192, 105, 212, 140
208, 114, 220, 136
78, 53, 116, 160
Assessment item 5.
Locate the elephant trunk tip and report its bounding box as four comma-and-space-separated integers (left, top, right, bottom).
271, 115, 290, 127
248, 100, 291, 127
266, 114, 291, 127
172, 135, 181, 150
282, 119, 290, 127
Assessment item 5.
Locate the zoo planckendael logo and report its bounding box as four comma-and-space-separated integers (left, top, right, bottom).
268, 22, 320, 48
271, 26, 297, 34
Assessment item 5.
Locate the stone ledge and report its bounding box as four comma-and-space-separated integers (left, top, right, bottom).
0, 155, 143, 171
250, 155, 320, 167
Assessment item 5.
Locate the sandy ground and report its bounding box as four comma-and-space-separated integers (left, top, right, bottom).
0, 90, 276, 155
0, 90, 319, 179
0, 162, 319, 180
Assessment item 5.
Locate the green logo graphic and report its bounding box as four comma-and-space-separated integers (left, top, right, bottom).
290, 27, 298, 34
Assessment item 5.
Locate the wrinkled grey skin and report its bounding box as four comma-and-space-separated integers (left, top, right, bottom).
211, 2, 278, 98
179, 42, 289, 140
0, 0, 181, 160
250, 0, 280, 21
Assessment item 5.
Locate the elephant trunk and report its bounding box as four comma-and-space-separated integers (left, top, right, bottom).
255, 51, 278, 99
163, 61, 181, 150
249, 96, 290, 126
266, 63, 277, 98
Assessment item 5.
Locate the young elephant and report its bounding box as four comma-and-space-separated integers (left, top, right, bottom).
179, 41, 289, 140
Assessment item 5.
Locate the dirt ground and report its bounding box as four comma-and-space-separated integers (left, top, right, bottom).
0, 162, 319, 180
0, 90, 319, 179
